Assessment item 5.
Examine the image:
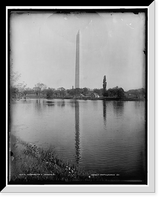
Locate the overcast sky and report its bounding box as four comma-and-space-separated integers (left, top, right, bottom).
11, 11, 146, 91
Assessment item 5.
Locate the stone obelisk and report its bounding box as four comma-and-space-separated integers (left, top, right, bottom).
75, 30, 80, 89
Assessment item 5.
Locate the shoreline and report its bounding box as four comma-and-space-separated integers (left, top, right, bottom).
19, 96, 145, 101
9, 134, 92, 184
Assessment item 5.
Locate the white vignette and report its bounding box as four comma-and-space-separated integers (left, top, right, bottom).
4, 3, 155, 193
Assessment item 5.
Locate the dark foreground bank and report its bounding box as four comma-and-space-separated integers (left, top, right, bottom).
9, 135, 104, 184
9, 134, 92, 184
9, 134, 146, 184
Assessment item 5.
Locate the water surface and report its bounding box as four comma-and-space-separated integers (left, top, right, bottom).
10, 99, 146, 182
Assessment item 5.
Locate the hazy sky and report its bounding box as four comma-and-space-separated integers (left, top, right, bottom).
11, 11, 146, 91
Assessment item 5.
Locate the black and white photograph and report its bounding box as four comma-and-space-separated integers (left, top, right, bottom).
6, 5, 155, 192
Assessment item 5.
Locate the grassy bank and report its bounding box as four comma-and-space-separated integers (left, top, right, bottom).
9, 135, 96, 184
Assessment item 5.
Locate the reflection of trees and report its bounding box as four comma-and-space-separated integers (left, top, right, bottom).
102, 100, 107, 126
46, 100, 55, 106
21, 99, 27, 103
57, 100, 65, 107
134, 101, 142, 109
74, 101, 80, 165
113, 101, 124, 116
42, 100, 54, 107
35, 99, 43, 113
69, 100, 78, 108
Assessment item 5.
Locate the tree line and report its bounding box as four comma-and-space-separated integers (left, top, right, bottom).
10, 81, 125, 100
10, 71, 144, 100
102, 75, 125, 98
19, 85, 104, 99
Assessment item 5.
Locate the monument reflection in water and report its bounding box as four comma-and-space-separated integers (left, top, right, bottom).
74, 101, 80, 165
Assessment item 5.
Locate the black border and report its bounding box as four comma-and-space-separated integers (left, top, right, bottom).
6, 7, 148, 187
1, 6, 6, 192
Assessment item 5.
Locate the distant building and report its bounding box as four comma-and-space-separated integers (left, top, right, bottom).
91, 93, 100, 98
80, 94, 85, 97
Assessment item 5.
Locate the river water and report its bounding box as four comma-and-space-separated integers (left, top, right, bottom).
10, 99, 146, 183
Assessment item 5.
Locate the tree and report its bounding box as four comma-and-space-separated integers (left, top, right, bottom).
46, 88, 54, 99
107, 87, 125, 99
16, 82, 27, 92
10, 67, 21, 100
67, 89, 75, 97
93, 88, 103, 96
82, 87, 90, 96
117, 88, 125, 98
103, 75, 107, 96
34, 83, 47, 97
10, 65, 21, 87
57, 87, 66, 97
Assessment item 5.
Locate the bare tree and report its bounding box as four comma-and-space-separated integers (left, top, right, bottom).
34, 83, 47, 97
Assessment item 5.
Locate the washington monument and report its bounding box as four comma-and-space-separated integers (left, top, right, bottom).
75, 30, 80, 89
